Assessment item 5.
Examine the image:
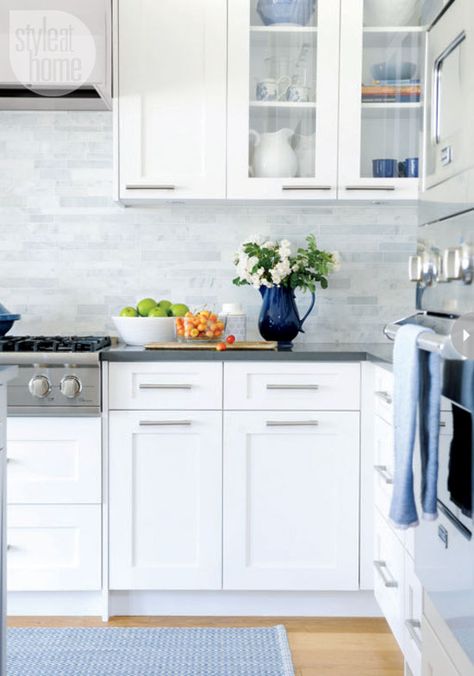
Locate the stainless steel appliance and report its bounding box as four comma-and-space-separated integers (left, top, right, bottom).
385, 210, 474, 669
0, 335, 110, 416
421, 0, 474, 222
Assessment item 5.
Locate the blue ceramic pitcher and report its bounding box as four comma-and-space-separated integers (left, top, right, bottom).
258, 286, 315, 349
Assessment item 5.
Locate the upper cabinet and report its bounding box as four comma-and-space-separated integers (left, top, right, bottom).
117, 0, 227, 201
339, 0, 424, 200
115, 0, 425, 203
227, 0, 340, 200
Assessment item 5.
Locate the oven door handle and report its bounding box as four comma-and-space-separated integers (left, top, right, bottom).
437, 500, 472, 541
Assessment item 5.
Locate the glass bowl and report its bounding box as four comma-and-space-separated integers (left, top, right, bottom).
175, 311, 227, 343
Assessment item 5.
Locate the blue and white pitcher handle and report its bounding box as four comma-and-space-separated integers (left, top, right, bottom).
299, 291, 316, 333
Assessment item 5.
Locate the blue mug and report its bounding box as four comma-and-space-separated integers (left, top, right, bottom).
372, 158, 398, 178
404, 157, 419, 178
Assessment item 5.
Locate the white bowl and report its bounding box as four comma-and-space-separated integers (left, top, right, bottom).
112, 316, 176, 346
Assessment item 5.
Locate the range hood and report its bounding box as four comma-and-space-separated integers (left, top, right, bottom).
0, 0, 111, 110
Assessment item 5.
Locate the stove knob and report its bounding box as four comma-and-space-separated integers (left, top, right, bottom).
29, 375, 51, 399
60, 375, 82, 399
443, 247, 462, 280
408, 255, 422, 281
461, 244, 474, 284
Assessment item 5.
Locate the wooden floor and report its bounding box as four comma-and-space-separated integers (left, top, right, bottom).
8, 616, 404, 676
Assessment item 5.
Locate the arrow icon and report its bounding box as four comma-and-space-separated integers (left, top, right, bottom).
463, 329, 470, 343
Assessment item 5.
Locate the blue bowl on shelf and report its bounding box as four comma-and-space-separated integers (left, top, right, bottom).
257, 0, 316, 26
371, 61, 417, 82
0, 303, 20, 337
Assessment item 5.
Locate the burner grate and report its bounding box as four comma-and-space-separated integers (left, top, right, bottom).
0, 336, 111, 353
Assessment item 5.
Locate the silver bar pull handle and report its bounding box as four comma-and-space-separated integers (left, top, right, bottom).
345, 185, 396, 191
282, 185, 332, 191
405, 619, 422, 651
266, 420, 319, 427
439, 421, 447, 428
375, 390, 392, 405
139, 420, 192, 427
139, 384, 192, 390
374, 560, 398, 588
266, 384, 319, 391
126, 184, 176, 191
374, 465, 394, 485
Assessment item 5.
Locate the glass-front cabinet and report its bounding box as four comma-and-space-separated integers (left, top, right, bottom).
227, 0, 340, 199
338, 0, 425, 200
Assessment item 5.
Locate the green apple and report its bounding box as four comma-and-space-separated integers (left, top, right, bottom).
170, 303, 189, 317
158, 299, 172, 312
148, 306, 168, 318
120, 306, 138, 318
137, 298, 157, 317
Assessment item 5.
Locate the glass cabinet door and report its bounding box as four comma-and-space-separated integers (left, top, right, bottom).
339, 0, 425, 199
228, 0, 340, 199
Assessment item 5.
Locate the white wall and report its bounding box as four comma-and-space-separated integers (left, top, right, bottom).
0, 111, 417, 342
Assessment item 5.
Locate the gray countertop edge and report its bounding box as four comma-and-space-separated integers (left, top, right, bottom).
100, 343, 394, 366
0, 365, 18, 384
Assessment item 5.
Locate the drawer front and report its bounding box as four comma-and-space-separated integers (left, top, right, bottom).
373, 414, 395, 524
374, 508, 405, 652
404, 554, 422, 676
422, 618, 461, 676
7, 504, 101, 591
7, 418, 101, 504
109, 363, 222, 410
224, 363, 360, 410
374, 367, 393, 424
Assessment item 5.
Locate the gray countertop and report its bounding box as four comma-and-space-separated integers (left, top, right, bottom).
0, 365, 18, 385
101, 342, 394, 365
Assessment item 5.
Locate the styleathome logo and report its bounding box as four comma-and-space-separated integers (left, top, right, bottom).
9, 10, 96, 96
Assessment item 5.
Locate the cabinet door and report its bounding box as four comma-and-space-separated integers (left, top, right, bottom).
227, 0, 339, 199
7, 418, 101, 504
223, 410, 360, 590
404, 553, 422, 676
338, 0, 423, 200
422, 618, 461, 676
7, 505, 101, 591
117, 0, 227, 201
109, 410, 222, 590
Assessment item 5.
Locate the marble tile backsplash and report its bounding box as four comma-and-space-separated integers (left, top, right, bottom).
0, 111, 417, 343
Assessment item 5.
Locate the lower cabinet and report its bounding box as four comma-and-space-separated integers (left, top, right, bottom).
223, 410, 360, 590
422, 618, 461, 676
7, 504, 101, 591
109, 410, 222, 590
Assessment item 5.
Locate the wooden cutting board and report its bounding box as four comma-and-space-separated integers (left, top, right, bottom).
145, 341, 278, 351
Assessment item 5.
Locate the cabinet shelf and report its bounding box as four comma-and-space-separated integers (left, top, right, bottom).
250, 25, 318, 33
250, 100, 316, 109
362, 26, 425, 33
361, 101, 422, 118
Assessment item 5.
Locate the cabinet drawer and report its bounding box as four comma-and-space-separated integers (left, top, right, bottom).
109, 363, 222, 410
224, 363, 360, 410
7, 504, 101, 591
373, 415, 395, 527
404, 553, 422, 676
7, 418, 101, 504
374, 367, 393, 424
374, 508, 405, 652
422, 618, 461, 676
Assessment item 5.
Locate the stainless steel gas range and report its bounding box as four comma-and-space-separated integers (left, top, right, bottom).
0, 336, 111, 416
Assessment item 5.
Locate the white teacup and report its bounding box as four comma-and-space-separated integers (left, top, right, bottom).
287, 84, 311, 103
256, 76, 291, 101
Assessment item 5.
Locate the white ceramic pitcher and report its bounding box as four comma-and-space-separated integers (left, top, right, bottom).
249, 129, 298, 178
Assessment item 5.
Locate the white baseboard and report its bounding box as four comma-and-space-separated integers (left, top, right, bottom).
8, 590, 381, 618
109, 590, 380, 617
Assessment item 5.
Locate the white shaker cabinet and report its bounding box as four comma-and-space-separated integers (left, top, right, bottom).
223, 409, 360, 590
338, 0, 423, 200
227, 0, 340, 200
109, 410, 222, 590
117, 0, 227, 201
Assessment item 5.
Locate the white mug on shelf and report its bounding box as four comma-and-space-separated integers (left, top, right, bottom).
256, 76, 291, 101
287, 84, 311, 102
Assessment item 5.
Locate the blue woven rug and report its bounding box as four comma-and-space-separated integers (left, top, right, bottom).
8, 626, 295, 676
